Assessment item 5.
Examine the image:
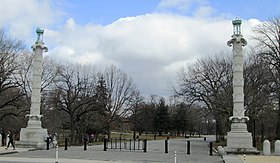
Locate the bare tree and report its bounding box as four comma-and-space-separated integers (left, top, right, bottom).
244, 51, 274, 143
126, 91, 145, 139
173, 54, 232, 141
100, 65, 138, 140
15, 52, 61, 129
131, 101, 156, 136
0, 28, 26, 121
252, 17, 280, 138
51, 63, 97, 143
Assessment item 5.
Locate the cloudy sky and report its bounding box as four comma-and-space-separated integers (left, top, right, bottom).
0, 0, 279, 97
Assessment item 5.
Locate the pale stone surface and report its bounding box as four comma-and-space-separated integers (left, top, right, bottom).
238, 155, 280, 163
226, 132, 253, 149
18, 128, 48, 149
18, 30, 48, 149
274, 140, 280, 155
225, 19, 256, 153
263, 140, 271, 156
218, 146, 226, 155
0, 134, 2, 146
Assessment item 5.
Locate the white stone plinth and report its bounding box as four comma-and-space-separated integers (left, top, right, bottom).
226, 131, 253, 150
217, 146, 226, 155
263, 140, 271, 156
18, 127, 47, 149
275, 140, 280, 155
225, 120, 258, 153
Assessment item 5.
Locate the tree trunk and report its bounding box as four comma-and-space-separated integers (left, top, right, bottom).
261, 122, 264, 142
215, 118, 225, 142
106, 125, 111, 141
133, 130, 136, 140
70, 117, 75, 144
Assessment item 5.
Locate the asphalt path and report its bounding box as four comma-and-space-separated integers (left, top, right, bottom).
0, 136, 223, 163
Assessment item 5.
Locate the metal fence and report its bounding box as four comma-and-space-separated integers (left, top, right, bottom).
106, 138, 146, 151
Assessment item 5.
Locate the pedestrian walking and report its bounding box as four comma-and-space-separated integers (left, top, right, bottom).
5, 130, 15, 150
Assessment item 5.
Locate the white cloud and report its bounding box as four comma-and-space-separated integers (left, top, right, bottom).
44, 13, 257, 96
65, 18, 76, 30
0, 0, 260, 97
247, 19, 262, 27
0, 0, 62, 44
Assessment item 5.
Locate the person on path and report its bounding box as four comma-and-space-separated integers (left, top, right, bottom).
5, 130, 15, 150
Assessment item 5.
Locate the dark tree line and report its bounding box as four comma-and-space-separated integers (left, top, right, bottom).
0, 29, 26, 121
252, 18, 280, 139
128, 95, 206, 138
174, 54, 232, 141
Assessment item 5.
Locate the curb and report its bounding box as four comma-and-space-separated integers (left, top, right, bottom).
0, 150, 18, 155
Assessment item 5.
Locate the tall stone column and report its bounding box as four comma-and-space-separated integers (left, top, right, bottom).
18, 28, 48, 149
225, 18, 258, 153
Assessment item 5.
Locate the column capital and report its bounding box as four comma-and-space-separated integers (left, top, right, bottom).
32, 42, 48, 52
26, 114, 43, 121
229, 116, 249, 122
227, 36, 247, 47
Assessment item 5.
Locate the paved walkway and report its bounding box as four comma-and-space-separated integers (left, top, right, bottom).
2, 136, 280, 163
0, 136, 223, 163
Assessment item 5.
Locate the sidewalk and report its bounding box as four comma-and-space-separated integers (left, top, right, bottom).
239, 155, 280, 163
223, 155, 243, 163
0, 156, 135, 163
2, 137, 280, 163
223, 154, 280, 163
0, 136, 223, 163
0, 146, 35, 155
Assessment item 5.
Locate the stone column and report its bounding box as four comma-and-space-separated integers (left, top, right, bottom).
225, 18, 258, 153
18, 28, 48, 149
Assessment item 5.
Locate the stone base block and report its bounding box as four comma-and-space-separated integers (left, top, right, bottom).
225, 131, 259, 154
18, 127, 48, 149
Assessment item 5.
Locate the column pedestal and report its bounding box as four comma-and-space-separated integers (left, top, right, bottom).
17, 115, 47, 149
17, 128, 47, 149
225, 117, 259, 154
